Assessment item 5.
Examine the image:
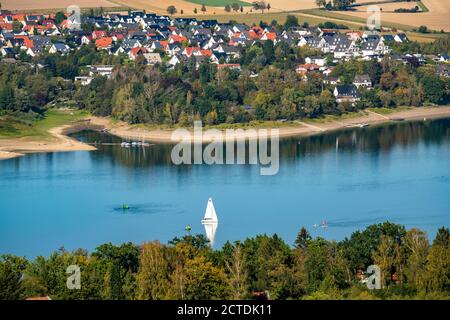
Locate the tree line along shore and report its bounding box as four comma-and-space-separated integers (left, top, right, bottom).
1, 106, 450, 160
1, 222, 449, 300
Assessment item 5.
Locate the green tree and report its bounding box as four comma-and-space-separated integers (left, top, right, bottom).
0, 255, 28, 300
423, 231, 450, 293
12, 20, 23, 33
434, 227, 450, 247
404, 228, 429, 288
342, 222, 406, 274
284, 15, 299, 29
167, 5, 177, 16
224, 4, 231, 12
316, 0, 326, 8
136, 242, 170, 300
294, 227, 312, 249
420, 73, 446, 104
184, 256, 228, 299
224, 244, 248, 299
55, 11, 66, 25
372, 235, 397, 288
418, 25, 428, 33
252, 1, 267, 13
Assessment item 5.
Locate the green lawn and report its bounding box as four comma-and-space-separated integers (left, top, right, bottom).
302, 111, 369, 124
368, 106, 412, 115
186, 0, 251, 7
0, 109, 89, 139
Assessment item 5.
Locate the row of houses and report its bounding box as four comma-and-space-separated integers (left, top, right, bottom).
1, 10, 448, 103
0, 10, 413, 64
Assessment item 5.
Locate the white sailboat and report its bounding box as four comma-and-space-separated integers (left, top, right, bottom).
201, 198, 218, 247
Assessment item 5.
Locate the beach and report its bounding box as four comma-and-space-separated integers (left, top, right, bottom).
87, 106, 450, 142
1, 106, 450, 160
0, 123, 97, 160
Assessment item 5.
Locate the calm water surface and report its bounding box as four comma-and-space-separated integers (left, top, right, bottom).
1, 119, 449, 257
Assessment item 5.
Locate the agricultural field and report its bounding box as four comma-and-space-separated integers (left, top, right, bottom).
108, 0, 321, 15
185, 0, 251, 7
352, 2, 420, 13
306, 0, 450, 32
0, 0, 121, 11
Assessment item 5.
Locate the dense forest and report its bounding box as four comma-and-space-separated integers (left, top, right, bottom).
0, 223, 449, 300
0, 34, 449, 126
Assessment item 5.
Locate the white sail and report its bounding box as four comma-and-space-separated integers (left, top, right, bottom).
201, 198, 219, 247
202, 198, 218, 222
203, 222, 218, 247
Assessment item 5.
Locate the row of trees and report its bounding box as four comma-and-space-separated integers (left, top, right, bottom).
1, 223, 449, 300
74, 39, 448, 124
316, 0, 356, 10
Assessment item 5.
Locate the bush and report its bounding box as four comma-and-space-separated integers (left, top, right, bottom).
418, 25, 428, 33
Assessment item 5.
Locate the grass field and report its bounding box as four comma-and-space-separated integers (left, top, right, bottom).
0, 110, 88, 139
186, 0, 251, 7
367, 107, 412, 115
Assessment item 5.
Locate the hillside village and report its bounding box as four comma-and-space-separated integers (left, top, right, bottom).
0, 9, 449, 123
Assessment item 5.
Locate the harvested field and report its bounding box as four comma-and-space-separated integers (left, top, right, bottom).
1, 0, 120, 11
109, 0, 321, 15
352, 2, 419, 12
329, 0, 450, 32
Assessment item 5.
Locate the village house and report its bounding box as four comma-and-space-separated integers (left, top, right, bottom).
334, 84, 361, 104
305, 56, 326, 67
143, 52, 162, 65
89, 65, 114, 78
353, 74, 372, 89
74, 76, 93, 86
49, 43, 70, 55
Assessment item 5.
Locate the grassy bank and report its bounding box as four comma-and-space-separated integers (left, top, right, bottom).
0, 109, 89, 140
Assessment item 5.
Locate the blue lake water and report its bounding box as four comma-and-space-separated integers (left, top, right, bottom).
1, 119, 449, 257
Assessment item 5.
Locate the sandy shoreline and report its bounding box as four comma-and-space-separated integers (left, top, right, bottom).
0, 123, 97, 160
88, 106, 450, 142
1, 106, 450, 160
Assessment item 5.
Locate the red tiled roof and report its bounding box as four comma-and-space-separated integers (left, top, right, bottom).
263, 32, 276, 41
170, 35, 187, 43
184, 46, 201, 56
200, 49, 212, 57
130, 47, 147, 56
95, 37, 113, 48
92, 30, 107, 39
217, 63, 241, 69
15, 35, 34, 48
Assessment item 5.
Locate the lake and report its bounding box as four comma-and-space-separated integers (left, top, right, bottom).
1, 119, 449, 257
